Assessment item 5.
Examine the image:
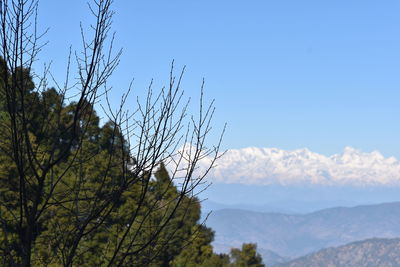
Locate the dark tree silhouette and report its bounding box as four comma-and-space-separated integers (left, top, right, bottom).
0, 0, 224, 266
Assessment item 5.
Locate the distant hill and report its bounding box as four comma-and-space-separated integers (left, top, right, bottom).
277, 238, 400, 267
258, 248, 289, 266
206, 202, 400, 262
203, 183, 400, 214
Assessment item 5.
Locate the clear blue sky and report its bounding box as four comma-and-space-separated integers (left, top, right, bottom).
38, 1, 400, 158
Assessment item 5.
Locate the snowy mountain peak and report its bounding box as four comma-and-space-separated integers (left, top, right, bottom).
196, 147, 400, 186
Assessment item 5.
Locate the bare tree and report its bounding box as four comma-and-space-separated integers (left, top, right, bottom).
0, 0, 223, 266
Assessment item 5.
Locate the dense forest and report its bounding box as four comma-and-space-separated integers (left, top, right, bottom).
0, 62, 264, 266
0, 0, 264, 266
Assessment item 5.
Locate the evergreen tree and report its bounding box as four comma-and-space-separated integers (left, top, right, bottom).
0, 0, 225, 266
0, 78, 219, 266
230, 243, 265, 267
171, 225, 229, 267
0, 65, 263, 267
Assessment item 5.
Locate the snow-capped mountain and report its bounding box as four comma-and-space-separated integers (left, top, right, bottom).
196, 147, 400, 186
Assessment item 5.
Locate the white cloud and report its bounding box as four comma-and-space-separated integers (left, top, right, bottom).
195, 147, 400, 186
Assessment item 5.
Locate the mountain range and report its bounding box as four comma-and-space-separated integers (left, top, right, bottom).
205, 202, 400, 264
277, 238, 400, 267
202, 184, 400, 213
195, 146, 400, 186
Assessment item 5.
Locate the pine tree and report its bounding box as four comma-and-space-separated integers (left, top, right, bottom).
0, 0, 224, 265
171, 225, 229, 267
230, 243, 265, 267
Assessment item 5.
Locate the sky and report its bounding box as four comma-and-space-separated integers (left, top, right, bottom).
37, 0, 400, 158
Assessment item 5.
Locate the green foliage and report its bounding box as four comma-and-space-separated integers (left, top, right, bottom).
0, 73, 227, 265
230, 243, 265, 267
132, 163, 203, 266
171, 225, 229, 267
0, 56, 263, 266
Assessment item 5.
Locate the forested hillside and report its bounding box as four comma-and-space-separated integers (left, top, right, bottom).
277, 238, 400, 267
